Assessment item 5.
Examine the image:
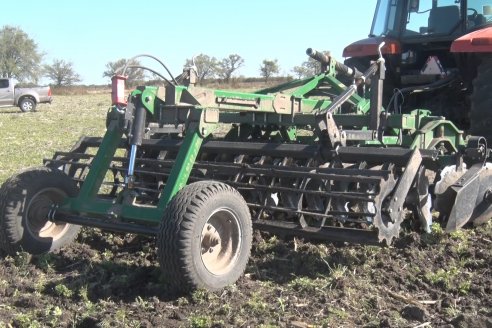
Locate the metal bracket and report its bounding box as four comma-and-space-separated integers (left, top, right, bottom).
344, 130, 377, 141
216, 96, 260, 108
446, 163, 483, 231
272, 94, 302, 115
465, 136, 488, 164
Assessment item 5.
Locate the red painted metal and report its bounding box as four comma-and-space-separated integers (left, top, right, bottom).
111, 75, 128, 106
451, 27, 492, 53
343, 37, 401, 58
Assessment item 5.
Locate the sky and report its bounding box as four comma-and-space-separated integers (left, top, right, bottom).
0, 0, 376, 85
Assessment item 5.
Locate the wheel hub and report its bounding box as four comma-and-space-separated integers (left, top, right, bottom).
200, 208, 241, 276
201, 224, 221, 251
26, 188, 70, 240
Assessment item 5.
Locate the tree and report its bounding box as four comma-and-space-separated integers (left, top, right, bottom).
44, 59, 81, 86
103, 58, 145, 85
0, 26, 43, 82
291, 57, 322, 79
217, 54, 244, 83
184, 54, 218, 84
259, 59, 280, 82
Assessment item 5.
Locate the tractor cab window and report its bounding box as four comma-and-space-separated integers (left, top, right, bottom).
466, 0, 492, 30
404, 0, 461, 36
370, 0, 400, 37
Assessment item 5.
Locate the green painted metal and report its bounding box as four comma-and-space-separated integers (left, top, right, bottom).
141, 87, 159, 114
66, 198, 163, 223
280, 126, 297, 142
71, 118, 123, 205
214, 89, 273, 102
158, 121, 207, 207
54, 57, 476, 229
291, 75, 327, 98
255, 77, 313, 94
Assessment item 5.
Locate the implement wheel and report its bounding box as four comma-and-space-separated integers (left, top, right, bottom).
0, 167, 80, 255
157, 181, 252, 291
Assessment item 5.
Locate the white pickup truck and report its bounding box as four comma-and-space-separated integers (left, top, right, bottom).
0, 78, 52, 112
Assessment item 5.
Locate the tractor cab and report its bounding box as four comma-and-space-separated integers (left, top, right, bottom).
344, 0, 492, 70
370, 0, 492, 40
343, 0, 492, 61
343, 0, 492, 133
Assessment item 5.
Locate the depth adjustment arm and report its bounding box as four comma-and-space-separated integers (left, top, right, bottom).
315, 58, 385, 148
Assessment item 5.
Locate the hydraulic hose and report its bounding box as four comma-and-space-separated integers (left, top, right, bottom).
121, 54, 178, 85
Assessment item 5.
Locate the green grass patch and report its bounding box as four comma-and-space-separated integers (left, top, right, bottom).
0, 94, 108, 183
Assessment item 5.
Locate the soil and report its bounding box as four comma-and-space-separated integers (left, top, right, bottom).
0, 221, 491, 328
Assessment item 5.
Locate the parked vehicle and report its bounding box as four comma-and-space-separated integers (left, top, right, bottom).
0, 78, 52, 112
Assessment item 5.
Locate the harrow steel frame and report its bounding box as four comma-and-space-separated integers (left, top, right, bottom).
2, 47, 491, 291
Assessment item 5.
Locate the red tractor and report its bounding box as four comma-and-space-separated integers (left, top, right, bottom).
343, 0, 492, 140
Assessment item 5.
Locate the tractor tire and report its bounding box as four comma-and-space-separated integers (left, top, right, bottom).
470, 58, 492, 142
0, 167, 80, 255
19, 98, 37, 112
157, 181, 252, 292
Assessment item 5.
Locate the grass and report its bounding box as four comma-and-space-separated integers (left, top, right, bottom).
0, 94, 108, 183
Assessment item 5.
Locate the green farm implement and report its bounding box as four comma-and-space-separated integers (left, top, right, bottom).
1, 46, 491, 291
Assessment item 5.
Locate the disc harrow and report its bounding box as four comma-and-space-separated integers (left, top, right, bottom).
2, 47, 491, 291
43, 134, 462, 246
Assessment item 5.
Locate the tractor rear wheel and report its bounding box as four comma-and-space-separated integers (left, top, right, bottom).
470, 58, 492, 142
157, 181, 252, 291
0, 167, 80, 255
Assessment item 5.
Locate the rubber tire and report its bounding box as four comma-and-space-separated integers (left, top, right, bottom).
0, 166, 80, 255
470, 58, 492, 142
157, 181, 252, 292
19, 98, 37, 112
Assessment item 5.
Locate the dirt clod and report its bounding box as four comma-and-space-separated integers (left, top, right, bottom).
401, 304, 428, 322
450, 314, 492, 328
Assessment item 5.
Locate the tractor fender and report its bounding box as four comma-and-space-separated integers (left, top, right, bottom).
343, 37, 400, 58
451, 26, 492, 53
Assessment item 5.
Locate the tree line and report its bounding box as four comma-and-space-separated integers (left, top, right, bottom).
0, 25, 323, 87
